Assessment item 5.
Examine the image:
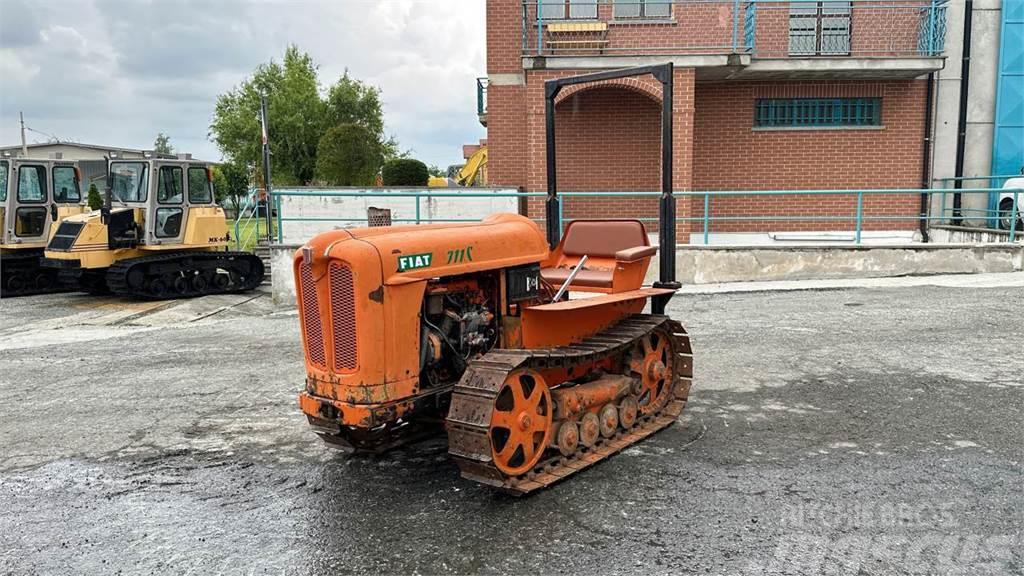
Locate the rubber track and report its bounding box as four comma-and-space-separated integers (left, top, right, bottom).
445, 314, 693, 495
1, 251, 71, 298
106, 251, 265, 300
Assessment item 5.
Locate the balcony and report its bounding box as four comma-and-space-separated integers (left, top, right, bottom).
520, 0, 948, 79
477, 77, 488, 127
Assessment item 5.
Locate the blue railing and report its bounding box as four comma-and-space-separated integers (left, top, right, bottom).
521, 0, 948, 58
266, 185, 1023, 246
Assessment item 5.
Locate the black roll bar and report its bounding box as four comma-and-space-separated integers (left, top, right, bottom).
543, 63, 679, 314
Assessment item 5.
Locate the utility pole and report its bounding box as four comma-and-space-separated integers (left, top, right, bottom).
19, 112, 28, 157
259, 94, 273, 243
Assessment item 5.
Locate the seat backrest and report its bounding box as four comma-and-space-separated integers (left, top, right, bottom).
561, 220, 648, 258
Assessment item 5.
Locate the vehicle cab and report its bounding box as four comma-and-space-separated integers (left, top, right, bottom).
0, 155, 84, 251
104, 156, 223, 248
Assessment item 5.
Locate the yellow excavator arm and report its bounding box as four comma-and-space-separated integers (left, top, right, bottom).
428, 147, 488, 188
456, 146, 487, 186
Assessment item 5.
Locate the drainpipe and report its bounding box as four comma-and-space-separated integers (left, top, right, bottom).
952, 0, 972, 225
920, 72, 935, 242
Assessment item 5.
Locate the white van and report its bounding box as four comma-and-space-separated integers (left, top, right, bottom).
998, 176, 1024, 231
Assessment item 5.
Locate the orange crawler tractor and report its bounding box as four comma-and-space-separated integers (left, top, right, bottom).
295, 65, 693, 493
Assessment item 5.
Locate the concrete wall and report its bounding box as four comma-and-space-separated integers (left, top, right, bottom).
664, 244, 1022, 284
270, 245, 300, 306
929, 224, 1024, 244
276, 187, 521, 245
270, 241, 1023, 307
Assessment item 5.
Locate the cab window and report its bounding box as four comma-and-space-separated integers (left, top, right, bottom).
17, 164, 47, 203
0, 160, 8, 202
110, 162, 149, 203
15, 208, 47, 237
187, 167, 212, 203
155, 208, 183, 238
157, 166, 184, 204
52, 166, 81, 203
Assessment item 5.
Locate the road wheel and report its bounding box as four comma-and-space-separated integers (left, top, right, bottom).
149, 278, 168, 298
173, 275, 189, 295
489, 369, 552, 476
33, 272, 52, 291
618, 395, 639, 429
213, 272, 231, 290
6, 274, 26, 294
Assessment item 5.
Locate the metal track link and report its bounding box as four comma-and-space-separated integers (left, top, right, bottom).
446, 314, 694, 495
105, 250, 265, 299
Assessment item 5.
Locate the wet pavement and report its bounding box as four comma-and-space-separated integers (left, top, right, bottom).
0, 277, 1021, 575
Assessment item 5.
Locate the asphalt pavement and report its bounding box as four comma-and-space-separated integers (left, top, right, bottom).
0, 275, 1021, 575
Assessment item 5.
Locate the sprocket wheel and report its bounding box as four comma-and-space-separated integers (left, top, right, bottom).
630, 328, 675, 416
489, 369, 552, 476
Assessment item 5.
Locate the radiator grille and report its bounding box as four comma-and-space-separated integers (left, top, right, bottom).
48, 221, 84, 251
329, 262, 358, 371
299, 262, 326, 368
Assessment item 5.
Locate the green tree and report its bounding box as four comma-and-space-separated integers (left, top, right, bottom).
427, 164, 445, 178
212, 161, 251, 211
325, 72, 399, 160
381, 158, 429, 186
153, 133, 173, 155
315, 124, 382, 186
86, 183, 103, 210
210, 46, 396, 186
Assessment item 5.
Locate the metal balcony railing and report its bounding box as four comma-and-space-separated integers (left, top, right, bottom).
477, 77, 488, 116
521, 0, 947, 58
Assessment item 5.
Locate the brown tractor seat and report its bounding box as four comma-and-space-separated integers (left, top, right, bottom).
541, 220, 656, 293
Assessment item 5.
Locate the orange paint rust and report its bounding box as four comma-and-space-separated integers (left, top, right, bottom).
294, 214, 549, 430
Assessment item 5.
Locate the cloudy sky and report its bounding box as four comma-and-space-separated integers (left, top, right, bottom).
0, 0, 487, 167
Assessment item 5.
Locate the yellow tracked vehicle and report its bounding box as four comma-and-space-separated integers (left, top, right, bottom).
1, 157, 87, 297
42, 156, 263, 299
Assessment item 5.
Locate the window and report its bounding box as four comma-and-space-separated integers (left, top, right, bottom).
613, 0, 670, 19
110, 162, 149, 203
52, 166, 81, 203
789, 1, 851, 56
539, 0, 597, 20
187, 167, 212, 203
15, 207, 47, 237
155, 207, 183, 238
157, 166, 184, 204
754, 98, 881, 128
0, 160, 8, 202
17, 164, 46, 203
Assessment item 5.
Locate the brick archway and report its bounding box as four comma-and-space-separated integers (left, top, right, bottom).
554, 77, 663, 107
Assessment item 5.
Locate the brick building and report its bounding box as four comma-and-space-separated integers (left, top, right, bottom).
482, 0, 950, 243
